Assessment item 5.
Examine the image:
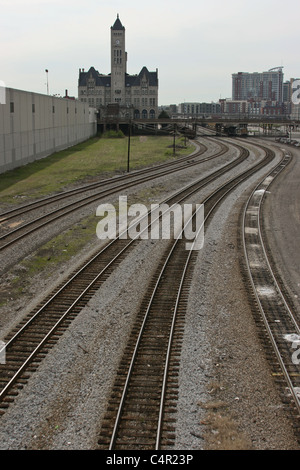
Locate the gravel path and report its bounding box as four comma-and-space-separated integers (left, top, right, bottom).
0, 137, 299, 450
175, 140, 299, 450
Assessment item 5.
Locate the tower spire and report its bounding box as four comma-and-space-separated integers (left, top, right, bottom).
111, 14, 124, 30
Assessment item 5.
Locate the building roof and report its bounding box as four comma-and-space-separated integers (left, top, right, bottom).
139, 66, 159, 86
78, 17, 158, 91
79, 66, 158, 88
78, 67, 111, 87
125, 67, 158, 87
111, 14, 124, 30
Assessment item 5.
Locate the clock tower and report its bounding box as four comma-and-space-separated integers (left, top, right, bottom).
78, 15, 158, 120
111, 14, 127, 105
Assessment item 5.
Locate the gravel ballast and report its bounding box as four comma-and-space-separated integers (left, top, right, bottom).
0, 137, 299, 450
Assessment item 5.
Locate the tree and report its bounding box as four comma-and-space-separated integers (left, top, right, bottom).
158, 110, 170, 119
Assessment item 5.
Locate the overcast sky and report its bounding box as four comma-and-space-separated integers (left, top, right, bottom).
1, 0, 299, 104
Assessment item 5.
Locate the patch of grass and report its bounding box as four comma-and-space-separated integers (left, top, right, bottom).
0, 214, 99, 307
198, 382, 253, 450
102, 130, 125, 138
0, 135, 194, 206
200, 409, 252, 450
22, 216, 98, 277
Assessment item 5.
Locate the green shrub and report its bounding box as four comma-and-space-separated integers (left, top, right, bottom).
102, 130, 125, 138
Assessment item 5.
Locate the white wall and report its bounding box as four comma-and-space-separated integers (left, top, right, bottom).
0, 88, 97, 173
291, 103, 300, 121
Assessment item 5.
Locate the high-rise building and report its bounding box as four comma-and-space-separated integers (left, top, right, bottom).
78, 15, 159, 120
232, 68, 284, 103
283, 80, 292, 103
178, 102, 221, 116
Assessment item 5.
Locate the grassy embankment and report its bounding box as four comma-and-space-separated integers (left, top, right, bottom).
0, 133, 193, 205
0, 134, 194, 305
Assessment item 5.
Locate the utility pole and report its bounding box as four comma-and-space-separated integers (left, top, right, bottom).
127, 120, 131, 172
173, 123, 176, 156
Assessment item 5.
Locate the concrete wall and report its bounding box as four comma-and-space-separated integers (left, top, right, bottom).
0, 88, 97, 174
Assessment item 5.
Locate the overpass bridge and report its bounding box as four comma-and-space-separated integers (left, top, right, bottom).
98, 114, 299, 137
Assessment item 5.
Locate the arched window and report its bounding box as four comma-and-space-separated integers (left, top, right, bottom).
142, 109, 148, 119
134, 109, 140, 119
149, 109, 155, 119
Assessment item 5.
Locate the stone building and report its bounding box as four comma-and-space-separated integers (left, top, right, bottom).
78, 15, 159, 120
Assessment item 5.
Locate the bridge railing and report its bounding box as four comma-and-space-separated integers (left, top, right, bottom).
98, 114, 299, 125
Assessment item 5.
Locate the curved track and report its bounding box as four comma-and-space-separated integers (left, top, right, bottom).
0, 140, 232, 254
0, 140, 249, 412
2, 138, 294, 449
97, 143, 276, 450
241, 151, 300, 443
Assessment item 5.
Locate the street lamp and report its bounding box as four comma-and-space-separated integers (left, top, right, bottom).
45, 69, 49, 95
173, 123, 176, 155
127, 120, 131, 172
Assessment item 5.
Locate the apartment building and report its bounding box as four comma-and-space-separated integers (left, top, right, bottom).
232, 68, 284, 102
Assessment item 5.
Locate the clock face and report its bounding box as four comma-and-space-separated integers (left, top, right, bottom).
115, 40, 120, 45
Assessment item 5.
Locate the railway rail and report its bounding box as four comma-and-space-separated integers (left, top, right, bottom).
0, 139, 231, 255
0, 141, 208, 221
241, 152, 300, 443
97, 143, 278, 450
0, 141, 250, 413
1, 140, 291, 449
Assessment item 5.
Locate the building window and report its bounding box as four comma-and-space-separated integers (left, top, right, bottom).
10, 102, 14, 113
32, 103, 35, 113
52, 106, 55, 113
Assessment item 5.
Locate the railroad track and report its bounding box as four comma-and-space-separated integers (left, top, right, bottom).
0, 140, 208, 222
0, 141, 279, 449
0, 140, 251, 415
0, 139, 230, 254
97, 143, 277, 450
241, 151, 300, 443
